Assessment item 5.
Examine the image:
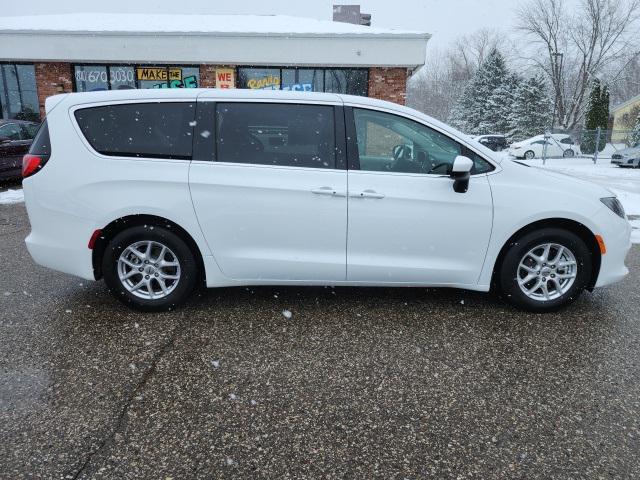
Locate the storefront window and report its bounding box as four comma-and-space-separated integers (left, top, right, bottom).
238, 68, 280, 90
239, 67, 368, 96
324, 69, 368, 96
73, 65, 199, 91
74, 65, 109, 92
137, 66, 200, 89
281, 68, 324, 92
0, 64, 39, 121
109, 66, 136, 90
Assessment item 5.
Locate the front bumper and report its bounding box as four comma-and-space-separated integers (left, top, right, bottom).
592, 207, 632, 288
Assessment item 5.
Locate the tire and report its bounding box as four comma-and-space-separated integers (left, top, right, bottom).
498, 228, 592, 313
102, 225, 199, 311
563, 149, 575, 158
524, 150, 535, 160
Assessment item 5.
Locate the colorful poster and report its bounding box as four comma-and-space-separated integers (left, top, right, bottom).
215, 68, 235, 89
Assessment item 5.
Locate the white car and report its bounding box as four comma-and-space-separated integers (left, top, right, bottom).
22, 89, 631, 313
510, 134, 579, 159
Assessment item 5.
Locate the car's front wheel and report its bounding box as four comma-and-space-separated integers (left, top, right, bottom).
498, 228, 592, 312
524, 150, 535, 160
563, 149, 575, 158
102, 225, 198, 311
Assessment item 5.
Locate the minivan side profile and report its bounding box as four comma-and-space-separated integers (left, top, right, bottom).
23, 89, 631, 312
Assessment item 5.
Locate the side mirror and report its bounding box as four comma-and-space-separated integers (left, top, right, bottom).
450, 155, 473, 193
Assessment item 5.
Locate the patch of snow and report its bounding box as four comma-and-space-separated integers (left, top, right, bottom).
229, 393, 237, 400
630, 220, 640, 245
0, 13, 426, 37
0, 189, 24, 205
211, 360, 220, 368
282, 309, 292, 319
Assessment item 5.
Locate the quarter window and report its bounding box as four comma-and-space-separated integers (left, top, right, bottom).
216, 103, 336, 169
74, 102, 195, 159
353, 108, 494, 175
0, 123, 22, 140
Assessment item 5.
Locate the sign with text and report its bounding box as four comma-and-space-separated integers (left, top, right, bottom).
215, 68, 235, 89
136, 68, 182, 81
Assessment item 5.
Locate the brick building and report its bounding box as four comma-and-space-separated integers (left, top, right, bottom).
0, 13, 429, 122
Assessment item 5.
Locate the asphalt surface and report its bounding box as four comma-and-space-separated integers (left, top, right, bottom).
1, 203, 639, 479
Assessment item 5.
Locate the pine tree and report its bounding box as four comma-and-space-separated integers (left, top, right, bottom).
508, 75, 552, 141
451, 49, 516, 135
632, 113, 640, 146
582, 79, 610, 153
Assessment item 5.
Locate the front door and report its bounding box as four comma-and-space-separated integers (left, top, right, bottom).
189, 101, 347, 281
346, 107, 494, 286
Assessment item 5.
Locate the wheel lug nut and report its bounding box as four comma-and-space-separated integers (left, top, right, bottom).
138, 267, 143, 272
542, 277, 546, 281
144, 260, 149, 264
154, 273, 159, 277
551, 274, 555, 278
145, 275, 150, 279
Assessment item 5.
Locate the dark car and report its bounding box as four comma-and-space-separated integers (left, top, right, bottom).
0, 119, 40, 180
475, 134, 508, 152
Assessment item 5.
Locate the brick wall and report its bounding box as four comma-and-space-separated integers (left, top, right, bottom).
34, 62, 74, 119
367, 67, 407, 105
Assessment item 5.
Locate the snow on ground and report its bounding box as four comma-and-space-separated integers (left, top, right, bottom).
499, 153, 640, 243
0, 189, 24, 205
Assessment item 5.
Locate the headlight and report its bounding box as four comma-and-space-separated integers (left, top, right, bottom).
600, 197, 626, 219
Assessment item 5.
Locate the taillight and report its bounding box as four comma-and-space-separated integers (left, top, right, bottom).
22, 154, 49, 178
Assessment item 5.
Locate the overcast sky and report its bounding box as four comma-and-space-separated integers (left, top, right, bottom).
2, 0, 521, 50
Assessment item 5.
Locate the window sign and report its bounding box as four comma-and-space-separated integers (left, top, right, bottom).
215, 68, 235, 89
109, 66, 136, 90
281, 69, 323, 92
238, 68, 280, 90
239, 67, 367, 97
0, 64, 39, 121
74, 65, 109, 92
74, 65, 200, 91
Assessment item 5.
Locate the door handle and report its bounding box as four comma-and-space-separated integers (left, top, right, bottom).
350, 189, 385, 199
311, 186, 345, 197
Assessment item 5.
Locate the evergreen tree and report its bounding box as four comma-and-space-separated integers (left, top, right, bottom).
632, 113, 640, 146
582, 79, 610, 153
508, 75, 552, 141
451, 49, 516, 135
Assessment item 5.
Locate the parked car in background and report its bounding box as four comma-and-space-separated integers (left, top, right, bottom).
0, 119, 40, 180
509, 134, 579, 159
611, 143, 640, 168
475, 134, 508, 152
23, 89, 630, 313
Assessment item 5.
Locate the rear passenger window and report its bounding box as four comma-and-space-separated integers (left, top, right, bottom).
216, 103, 336, 168
74, 102, 195, 159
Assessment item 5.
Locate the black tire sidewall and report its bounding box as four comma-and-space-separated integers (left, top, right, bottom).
499, 228, 592, 312
102, 225, 198, 311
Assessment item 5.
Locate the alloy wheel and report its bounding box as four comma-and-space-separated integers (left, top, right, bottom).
516, 243, 577, 302
117, 240, 181, 300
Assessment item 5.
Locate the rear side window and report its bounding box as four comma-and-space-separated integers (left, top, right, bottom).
74, 102, 195, 159
215, 103, 336, 168
28, 120, 51, 156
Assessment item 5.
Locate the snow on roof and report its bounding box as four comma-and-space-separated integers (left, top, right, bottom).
0, 13, 429, 38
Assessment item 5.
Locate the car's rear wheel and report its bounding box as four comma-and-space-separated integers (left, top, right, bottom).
102, 225, 198, 311
524, 150, 535, 160
563, 149, 575, 158
498, 228, 592, 312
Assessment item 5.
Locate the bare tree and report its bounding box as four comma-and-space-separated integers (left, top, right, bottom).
516, 0, 640, 130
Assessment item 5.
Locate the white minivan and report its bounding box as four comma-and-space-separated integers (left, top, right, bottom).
22, 89, 631, 312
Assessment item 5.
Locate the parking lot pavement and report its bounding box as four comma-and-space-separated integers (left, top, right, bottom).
1, 203, 639, 479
